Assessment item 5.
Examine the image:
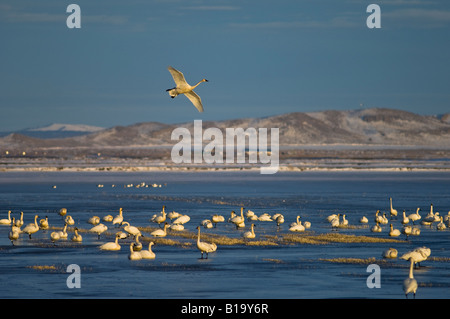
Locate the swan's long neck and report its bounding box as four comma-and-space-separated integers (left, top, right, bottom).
34, 215, 38, 227
430, 204, 433, 215
197, 228, 201, 243
408, 258, 414, 279
297, 216, 300, 223
192, 80, 205, 89
390, 198, 393, 209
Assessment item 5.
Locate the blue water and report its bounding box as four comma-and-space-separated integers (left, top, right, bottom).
0, 170, 449, 299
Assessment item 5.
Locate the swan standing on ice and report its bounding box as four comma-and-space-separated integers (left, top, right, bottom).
22, 215, 40, 239
89, 223, 108, 239
173, 214, 190, 225
196, 226, 217, 259
400, 247, 431, 268
211, 214, 225, 227
112, 208, 124, 227
9, 224, 20, 245
437, 216, 446, 230
408, 208, 421, 224
401, 225, 412, 239
121, 221, 141, 238
403, 257, 418, 299
50, 231, 61, 245
140, 242, 156, 259
151, 206, 167, 227
166, 66, 208, 113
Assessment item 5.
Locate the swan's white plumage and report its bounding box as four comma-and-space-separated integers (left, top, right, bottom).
140, 242, 156, 259
196, 226, 217, 259
166, 66, 208, 113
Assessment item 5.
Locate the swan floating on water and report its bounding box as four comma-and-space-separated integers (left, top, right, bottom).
140, 242, 156, 259
151, 223, 169, 237
242, 224, 256, 239
166, 66, 208, 113
389, 224, 401, 237
99, 233, 121, 251
71, 227, 82, 242
128, 243, 142, 261
0, 211, 12, 225
382, 248, 398, 259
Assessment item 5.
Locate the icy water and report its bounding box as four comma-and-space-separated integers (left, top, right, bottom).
0, 170, 449, 299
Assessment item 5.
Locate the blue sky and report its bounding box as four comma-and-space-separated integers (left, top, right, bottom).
1, 0, 449, 131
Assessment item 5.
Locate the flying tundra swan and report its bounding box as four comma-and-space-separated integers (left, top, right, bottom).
166, 66, 208, 113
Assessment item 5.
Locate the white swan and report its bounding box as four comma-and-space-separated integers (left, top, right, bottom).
9, 223, 20, 245
382, 248, 398, 259
151, 206, 167, 226
22, 215, 40, 239
389, 224, 401, 237
290, 216, 301, 227
230, 207, 245, 228
211, 214, 225, 227
173, 214, 190, 225
437, 216, 446, 230
339, 214, 349, 227
14, 212, 24, 227
326, 214, 338, 222
401, 225, 412, 239
0, 210, 12, 225
242, 224, 256, 239
151, 222, 169, 237
99, 233, 121, 251
374, 210, 383, 224
39, 216, 49, 230
390, 197, 398, 218
330, 214, 340, 229
58, 208, 67, 217
258, 213, 272, 222
289, 221, 305, 232
122, 221, 141, 238
201, 219, 214, 229
275, 214, 285, 227
380, 213, 389, 225
401, 211, 409, 225
133, 234, 143, 251
58, 223, 68, 239
196, 226, 217, 259
103, 214, 113, 222
89, 223, 108, 239
370, 222, 382, 233
167, 211, 181, 221
65, 215, 75, 226
128, 243, 142, 261
166, 66, 208, 113
169, 223, 184, 231
403, 257, 418, 299
140, 242, 156, 259
50, 231, 61, 244
359, 216, 368, 224
408, 208, 421, 224
87, 216, 100, 225
411, 226, 421, 236
112, 208, 124, 227
400, 247, 431, 268
71, 227, 82, 242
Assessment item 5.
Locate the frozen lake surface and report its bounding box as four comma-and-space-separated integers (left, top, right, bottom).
0, 170, 449, 299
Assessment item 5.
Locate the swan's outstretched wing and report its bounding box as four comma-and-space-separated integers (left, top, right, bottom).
167, 66, 188, 87
184, 91, 204, 113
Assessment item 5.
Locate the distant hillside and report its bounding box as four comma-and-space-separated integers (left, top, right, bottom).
0, 123, 105, 139
1, 108, 450, 149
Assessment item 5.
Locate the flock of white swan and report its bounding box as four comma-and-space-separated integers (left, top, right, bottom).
1, 197, 449, 298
